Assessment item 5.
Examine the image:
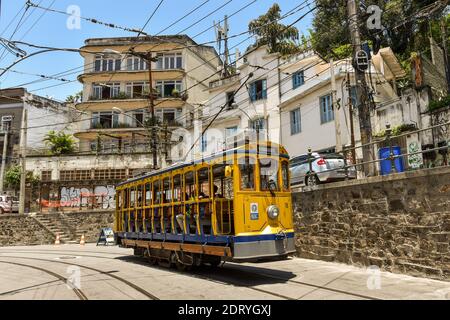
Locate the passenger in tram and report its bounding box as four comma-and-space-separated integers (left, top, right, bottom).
213, 185, 224, 198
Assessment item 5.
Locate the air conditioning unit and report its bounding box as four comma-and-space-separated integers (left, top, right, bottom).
1, 115, 13, 122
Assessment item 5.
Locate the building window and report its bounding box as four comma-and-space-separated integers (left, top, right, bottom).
290, 108, 301, 135
201, 133, 207, 152
94, 55, 121, 72
156, 80, 183, 98
156, 53, 183, 70
125, 82, 149, 99
249, 79, 267, 102
60, 170, 92, 181
41, 171, 52, 182
226, 92, 235, 109
320, 94, 334, 124
126, 56, 148, 71
292, 71, 305, 89
156, 108, 181, 126
225, 126, 238, 138
250, 118, 266, 131
92, 111, 119, 129
92, 83, 120, 100
94, 169, 127, 180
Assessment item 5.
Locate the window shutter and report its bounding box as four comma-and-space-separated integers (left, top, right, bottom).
262, 80, 267, 99
249, 83, 256, 101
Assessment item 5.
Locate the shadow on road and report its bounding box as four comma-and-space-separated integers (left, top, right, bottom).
114, 255, 296, 286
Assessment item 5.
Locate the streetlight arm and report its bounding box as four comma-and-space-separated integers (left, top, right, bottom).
0, 49, 55, 78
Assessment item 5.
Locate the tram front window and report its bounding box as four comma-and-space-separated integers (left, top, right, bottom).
238, 156, 255, 190
259, 158, 279, 191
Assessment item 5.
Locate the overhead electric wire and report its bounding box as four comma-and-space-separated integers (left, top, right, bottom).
25, 1, 316, 127
176, 0, 233, 35
2, 0, 303, 91
25, 0, 152, 35
156, 0, 211, 35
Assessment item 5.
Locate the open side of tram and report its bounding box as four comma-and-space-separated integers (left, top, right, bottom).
114, 141, 295, 269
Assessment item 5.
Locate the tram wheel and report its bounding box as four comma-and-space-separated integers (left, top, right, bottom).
206, 256, 222, 268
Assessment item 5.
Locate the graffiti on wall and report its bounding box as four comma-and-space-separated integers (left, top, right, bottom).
94, 185, 115, 209
58, 185, 116, 209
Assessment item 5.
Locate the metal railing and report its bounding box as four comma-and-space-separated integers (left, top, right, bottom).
299, 121, 450, 187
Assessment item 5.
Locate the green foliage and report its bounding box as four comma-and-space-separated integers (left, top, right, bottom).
66, 91, 83, 103
248, 3, 301, 55
373, 123, 417, 138
428, 94, 450, 112
43, 131, 76, 155
111, 92, 130, 100
310, 0, 445, 63
4, 165, 40, 191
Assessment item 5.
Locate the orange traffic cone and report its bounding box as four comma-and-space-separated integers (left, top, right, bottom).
54, 233, 61, 245
80, 234, 86, 246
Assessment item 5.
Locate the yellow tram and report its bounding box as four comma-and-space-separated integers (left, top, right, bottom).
114, 141, 295, 269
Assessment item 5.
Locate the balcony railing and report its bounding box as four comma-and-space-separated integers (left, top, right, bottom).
88, 91, 188, 102
209, 74, 240, 89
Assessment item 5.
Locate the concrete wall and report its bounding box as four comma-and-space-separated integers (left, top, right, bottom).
293, 166, 450, 280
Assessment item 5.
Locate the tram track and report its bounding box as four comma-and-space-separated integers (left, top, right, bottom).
0, 260, 88, 300
0, 250, 382, 300
0, 255, 159, 300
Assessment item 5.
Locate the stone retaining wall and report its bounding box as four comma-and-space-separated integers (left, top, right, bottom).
0, 215, 54, 246
65, 211, 114, 242
0, 211, 114, 246
293, 166, 450, 281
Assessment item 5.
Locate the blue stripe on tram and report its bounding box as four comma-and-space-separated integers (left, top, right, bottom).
119, 232, 295, 244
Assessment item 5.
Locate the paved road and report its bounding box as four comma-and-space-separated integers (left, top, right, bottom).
0, 244, 448, 300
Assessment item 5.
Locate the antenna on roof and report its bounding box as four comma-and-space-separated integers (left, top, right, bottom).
214, 15, 230, 78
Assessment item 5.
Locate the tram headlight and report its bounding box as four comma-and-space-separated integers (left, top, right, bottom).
267, 205, 280, 220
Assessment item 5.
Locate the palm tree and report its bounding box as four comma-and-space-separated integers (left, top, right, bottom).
248, 3, 300, 55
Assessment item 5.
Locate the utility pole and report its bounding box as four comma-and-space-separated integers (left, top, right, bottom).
346, 73, 357, 163
130, 49, 159, 169
330, 59, 342, 153
0, 119, 9, 194
441, 17, 450, 93
147, 51, 158, 170
214, 15, 230, 77
19, 109, 27, 214
347, 0, 374, 176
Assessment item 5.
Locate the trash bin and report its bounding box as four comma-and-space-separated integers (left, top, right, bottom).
379, 146, 404, 175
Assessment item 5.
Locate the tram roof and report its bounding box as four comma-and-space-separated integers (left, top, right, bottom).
117, 142, 289, 187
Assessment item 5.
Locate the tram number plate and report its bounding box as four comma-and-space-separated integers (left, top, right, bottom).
250, 203, 259, 220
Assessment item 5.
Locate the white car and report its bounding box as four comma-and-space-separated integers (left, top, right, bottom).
0, 195, 19, 214
290, 152, 357, 186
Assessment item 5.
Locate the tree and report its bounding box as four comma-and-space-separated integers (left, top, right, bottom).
248, 3, 301, 55
310, 0, 446, 61
43, 131, 76, 155
66, 91, 83, 103
4, 165, 40, 191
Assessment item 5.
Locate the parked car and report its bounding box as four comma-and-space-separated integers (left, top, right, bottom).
0, 195, 19, 214
290, 152, 357, 186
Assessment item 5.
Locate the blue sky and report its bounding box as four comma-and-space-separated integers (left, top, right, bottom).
0, 0, 314, 101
